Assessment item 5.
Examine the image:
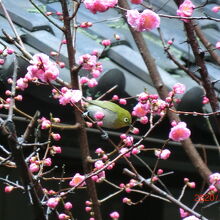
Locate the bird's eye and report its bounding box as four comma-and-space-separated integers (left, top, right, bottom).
124, 117, 129, 123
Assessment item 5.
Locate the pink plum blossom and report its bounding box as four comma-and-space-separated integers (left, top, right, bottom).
69, 173, 86, 187
172, 83, 186, 94
87, 78, 98, 88
176, 0, 195, 22
126, 9, 160, 32
132, 103, 148, 117
169, 122, 191, 142
209, 172, 220, 185
59, 88, 82, 105
94, 160, 104, 169
84, 0, 118, 14
47, 197, 59, 208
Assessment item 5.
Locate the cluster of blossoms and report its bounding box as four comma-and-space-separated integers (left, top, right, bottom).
176, 0, 195, 23
132, 92, 167, 121
119, 179, 142, 193
83, 0, 118, 14
126, 9, 160, 32
78, 52, 103, 88
0, 48, 14, 65
52, 87, 82, 106
16, 53, 59, 90
29, 156, 52, 173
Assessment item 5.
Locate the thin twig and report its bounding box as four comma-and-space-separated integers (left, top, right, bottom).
0, 0, 25, 48
7, 56, 18, 121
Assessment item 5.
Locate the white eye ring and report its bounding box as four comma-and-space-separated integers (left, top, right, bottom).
124, 117, 129, 123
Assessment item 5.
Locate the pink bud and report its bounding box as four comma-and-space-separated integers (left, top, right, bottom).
152, 176, 158, 182
131, 127, 139, 135
5, 90, 11, 96
4, 185, 14, 193
95, 148, 104, 154
51, 133, 61, 141
140, 116, 148, 124
157, 169, 164, 175
61, 39, 67, 44
0, 59, 5, 65
50, 51, 58, 56
94, 111, 105, 120
119, 98, 127, 105
85, 206, 92, 212
58, 62, 65, 68
7, 48, 14, 55
86, 122, 93, 128
58, 213, 69, 220
167, 40, 173, 45
110, 211, 120, 219
44, 158, 52, 166
212, 6, 220, 13
101, 39, 111, 47
187, 182, 196, 188
7, 78, 13, 84
184, 178, 189, 183
97, 121, 103, 127
202, 96, 209, 104
119, 183, 125, 188
64, 202, 73, 210
112, 95, 119, 100
29, 163, 39, 173
85, 200, 92, 206
56, 11, 63, 16
46, 11, 53, 16
114, 34, 120, 40
120, 134, 127, 140
131, 148, 140, 155
47, 197, 59, 208
122, 197, 131, 204
15, 95, 23, 101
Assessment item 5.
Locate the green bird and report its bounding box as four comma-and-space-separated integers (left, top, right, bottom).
85, 100, 132, 129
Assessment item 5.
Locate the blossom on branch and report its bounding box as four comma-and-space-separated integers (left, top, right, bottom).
126, 9, 160, 32
27, 53, 59, 82
84, 0, 118, 14
176, 0, 195, 23
169, 122, 191, 142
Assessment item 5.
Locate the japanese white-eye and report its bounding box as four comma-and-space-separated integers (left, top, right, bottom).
85, 100, 132, 129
